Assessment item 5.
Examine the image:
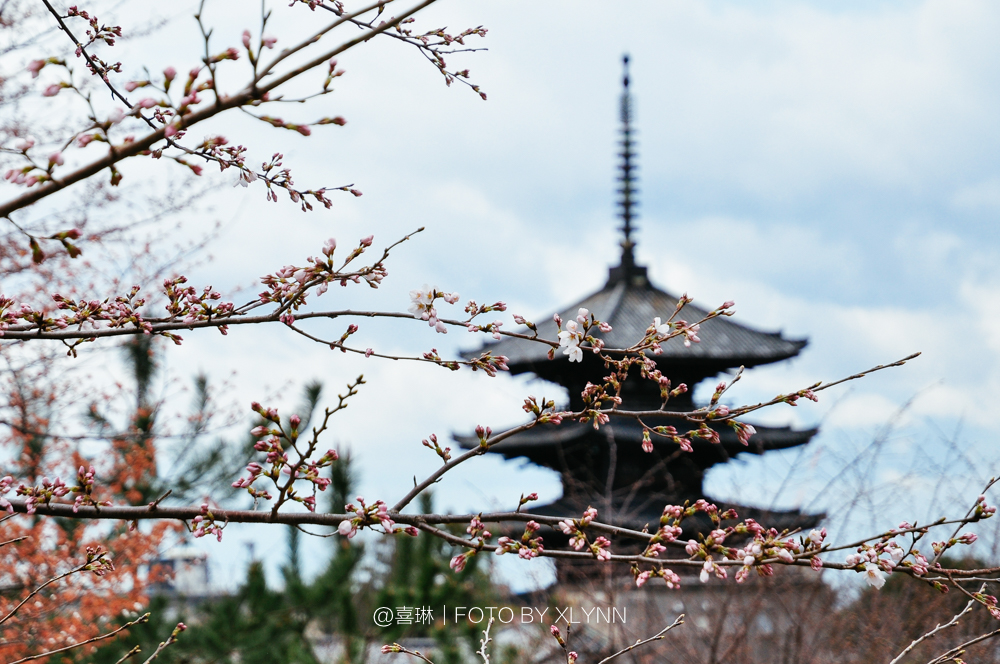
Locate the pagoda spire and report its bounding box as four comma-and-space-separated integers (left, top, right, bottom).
618, 54, 637, 263
608, 54, 647, 286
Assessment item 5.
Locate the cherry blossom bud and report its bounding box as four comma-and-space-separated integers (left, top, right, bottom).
48, 152, 64, 166
28, 59, 44, 78
42, 84, 61, 97
14, 137, 35, 151
957, 532, 978, 545
164, 66, 177, 81
242, 30, 251, 48
449, 553, 467, 572
360, 235, 373, 246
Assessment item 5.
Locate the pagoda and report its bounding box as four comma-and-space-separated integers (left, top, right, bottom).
459, 57, 819, 574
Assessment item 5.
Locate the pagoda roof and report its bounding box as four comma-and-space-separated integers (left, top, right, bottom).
477, 273, 807, 374
456, 416, 817, 473
458, 417, 815, 460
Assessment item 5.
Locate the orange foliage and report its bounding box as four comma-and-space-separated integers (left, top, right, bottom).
0, 355, 170, 661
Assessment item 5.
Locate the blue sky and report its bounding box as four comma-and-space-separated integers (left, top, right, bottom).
74, 0, 1000, 588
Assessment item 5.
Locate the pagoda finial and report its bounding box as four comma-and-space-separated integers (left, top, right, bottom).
608, 54, 647, 287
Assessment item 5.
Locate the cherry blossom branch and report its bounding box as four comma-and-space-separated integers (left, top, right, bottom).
888, 593, 979, 664
924, 627, 1000, 664
596, 614, 684, 664
476, 617, 494, 664
929, 477, 1000, 568
4, 0, 449, 219
6, 499, 997, 578
0, 547, 113, 626
134, 622, 187, 664
390, 419, 541, 512
605, 353, 921, 422
380, 644, 436, 663
6, 613, 150, 664
38, 0, 128, 104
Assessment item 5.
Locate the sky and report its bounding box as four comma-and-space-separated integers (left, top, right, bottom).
19, 0, 1000, 591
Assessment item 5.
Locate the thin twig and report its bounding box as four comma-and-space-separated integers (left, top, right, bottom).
596, 614, 684, 664
925, 627, 1000, 664
6, 613, 149, 664
889, 595, 978, 664
476, 617, 494, 664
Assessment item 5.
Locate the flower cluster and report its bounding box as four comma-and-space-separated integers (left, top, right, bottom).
71, 465, 106, 512
190, 502, 225, 541
974, 494, 998, 520
466, 351, 509, 377
558, 506, 599, 551
231, 403, 340, 511
409, 284, 460, 333
1, 468, 112, 515
450, 515, 492, 572
680, 505, 827, 586
337, 496, 419, 538
0, 286, 153, 339
421, 433, 451, 463
633, 566, 682, 589
495, 520, 544, 559
555, 308, 611, 362
782, 387, 820, 406
521, 396, 566, 425
13, 475, 67, 513
973, 591, 1000, 620
259, 236, 385, 321
632, 502, 718, 588
83, 545, 116, 576
163, 277, 235, 331
518, 492, 539, 510
844, 539, 909, 590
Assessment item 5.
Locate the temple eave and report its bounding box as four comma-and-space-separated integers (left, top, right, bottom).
455, 420, 817, 464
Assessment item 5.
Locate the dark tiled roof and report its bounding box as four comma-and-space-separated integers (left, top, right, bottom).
476, 277, 806, 372
455, 417, 816, 462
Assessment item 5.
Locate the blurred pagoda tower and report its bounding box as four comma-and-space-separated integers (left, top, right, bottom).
459, 56, 819, 578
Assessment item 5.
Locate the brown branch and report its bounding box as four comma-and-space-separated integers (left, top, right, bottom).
925, 627, 1000, 664
7, 614, 149, 664
390, 420, 538, 512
